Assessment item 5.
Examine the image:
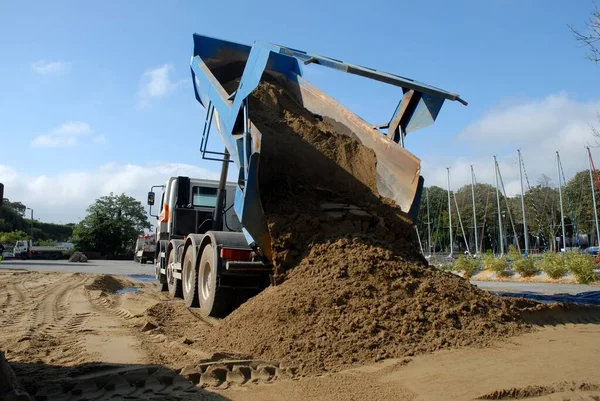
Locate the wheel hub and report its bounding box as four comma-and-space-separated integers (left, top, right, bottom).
202, 261, 211, 300
184, 259, 192, 293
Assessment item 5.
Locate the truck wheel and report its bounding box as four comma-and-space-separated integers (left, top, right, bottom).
182, 246, 199, 308
166, 250, 182, 298
155, 262, 167, 292
198, 244, 232, 317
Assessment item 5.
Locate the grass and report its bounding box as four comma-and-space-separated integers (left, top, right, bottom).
454, 256, 479, 278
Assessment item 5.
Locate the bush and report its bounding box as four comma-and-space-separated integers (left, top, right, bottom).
513, 257, 539, 277
454, 256, 479, 278
507, 245, 521, 261
565, 252, 597, 284
483, 252, 509, 276
539, 252, 567, 279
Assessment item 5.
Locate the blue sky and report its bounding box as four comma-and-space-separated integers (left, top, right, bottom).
0, 0, 599, 223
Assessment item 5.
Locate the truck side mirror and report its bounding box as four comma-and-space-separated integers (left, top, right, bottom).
147, 192, 155, 206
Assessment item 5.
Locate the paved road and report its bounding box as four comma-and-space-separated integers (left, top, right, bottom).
0, 258, 154, 276
2, 259, 599, 304
472, 280, 599, 295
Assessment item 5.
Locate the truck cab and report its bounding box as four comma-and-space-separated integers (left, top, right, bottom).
13, 240, 30, 259
148, 176, 268, 316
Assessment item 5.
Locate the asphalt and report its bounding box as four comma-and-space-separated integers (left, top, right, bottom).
2, 259, 600, 305
0, 258, 155, 276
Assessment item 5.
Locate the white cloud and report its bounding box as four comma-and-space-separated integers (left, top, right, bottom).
31, 60, 71, 75
31, 122, 105, 148
422, 93, 600, 196
137, 64, 186, 108
0, 163, 220, 225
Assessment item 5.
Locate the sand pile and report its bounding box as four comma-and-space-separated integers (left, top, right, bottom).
84, 274, 125, 293
200, 77, 530, 373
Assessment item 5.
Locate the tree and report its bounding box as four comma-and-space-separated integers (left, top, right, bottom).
565, 170, 600, 239
0, 198, 73, 243
73, 193, 151, 258
522, 177, 560, 251
0, 230, 28, 246
570, 4, 600, 144
569, 3, 600, 62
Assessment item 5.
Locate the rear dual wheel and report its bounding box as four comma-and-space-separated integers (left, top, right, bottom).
182, 245, 199, 307
198, 244, 233, 317
166, 250, 182, 298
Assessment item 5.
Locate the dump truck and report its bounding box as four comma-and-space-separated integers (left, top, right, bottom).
134, 234, 156, 264
149, 34, 466, 317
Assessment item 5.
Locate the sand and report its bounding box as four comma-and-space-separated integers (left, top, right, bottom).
2, 77, 600, 400
1, 270, 599, 401
185, 78, 534, 374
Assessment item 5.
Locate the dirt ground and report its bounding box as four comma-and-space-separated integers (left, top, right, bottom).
1, 270, 599, 401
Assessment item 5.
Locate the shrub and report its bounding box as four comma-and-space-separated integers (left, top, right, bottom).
513, 257, 539, 277
565, 252, 597, 284
507, 245, 521, 262
439, 264, 454, 272
539, 252, 567, 279
483, 252, 509, 276
454, 256, 479, 278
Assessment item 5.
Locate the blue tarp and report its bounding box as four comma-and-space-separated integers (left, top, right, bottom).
494, 291, 600, 306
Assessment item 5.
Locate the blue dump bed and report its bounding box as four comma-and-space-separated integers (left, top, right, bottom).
190, 34, 466, 262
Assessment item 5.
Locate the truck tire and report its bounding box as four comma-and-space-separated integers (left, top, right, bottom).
198, 244, 232, 317
182, 246, 199, 308
166, 250, 182, 298
155, 262, 167, 292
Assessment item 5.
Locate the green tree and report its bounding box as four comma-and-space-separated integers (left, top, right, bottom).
73, 193, 151, 258
0, 200, 28, 233
0, 230, 28, 245
565, 170, 600, 240
520, 175, 560, 251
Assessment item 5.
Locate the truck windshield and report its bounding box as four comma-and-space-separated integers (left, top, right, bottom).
192, 186, 218, 208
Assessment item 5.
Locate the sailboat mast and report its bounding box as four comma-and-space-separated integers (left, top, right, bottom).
426, 187, 432, 257
556, 151, 567, 252
587, 146, 600, 247
494, 156, 504, 257
471, 165, 479, 256
518, 150, 529, 255
447, 168, 454, 258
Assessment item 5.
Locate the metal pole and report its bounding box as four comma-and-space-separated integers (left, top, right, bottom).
26, 207, 34, 243
212, 149, 230, 231
426, 187, 432, 257
494, 157, 504, 257
447, 168, 453, 258
518, 150, 529, 256
556, 151, 566, 252
470, 165, 479, 256
453, 190, 470, 255
587, 146, 600, 247
415, 226, 424, 256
